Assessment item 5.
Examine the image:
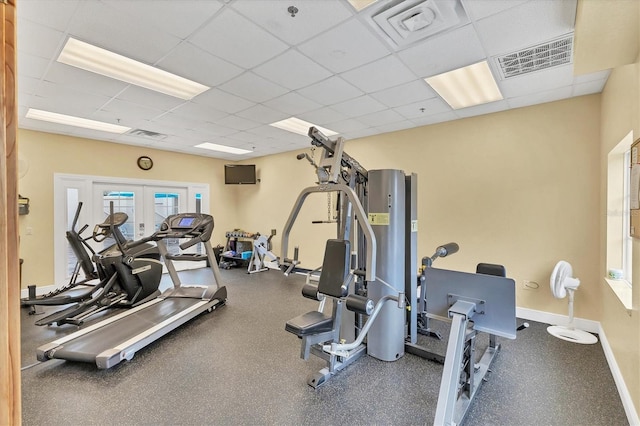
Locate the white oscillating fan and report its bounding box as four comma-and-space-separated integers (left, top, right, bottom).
547, 261, 597, 344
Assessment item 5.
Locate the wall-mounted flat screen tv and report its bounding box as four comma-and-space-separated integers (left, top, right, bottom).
224, 164, 256, 184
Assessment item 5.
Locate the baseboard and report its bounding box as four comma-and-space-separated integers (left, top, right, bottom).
516, 306, 600, 333
598, 325, 640, 426
517, 307, 639, 425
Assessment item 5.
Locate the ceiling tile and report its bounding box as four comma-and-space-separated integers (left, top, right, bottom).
103, 0, 224, 40
323, 118, 368, 134
17, 77, 40, 97
357, 109, 406, 127
506, 86, 573, 109
298, 19, 391, 73
454, 99, 510, 118
474, 0, 577, 56
394, 97, 451, 119
219, 72, 289, 103
371, 80, 437, 108
253, 50, 333, 90
193, 121, 239, 137
574, 69, 611, 84
231, 0, 353, 45
44, 62, 128, 98
157, 42, 244, 87
236, 104, 290, 124
411, 111, 459, 127
68, 1, 182, 64
297, 76, 364, 106
29, 81, 112, 115
330, 95, 388, 118
398, 24, 486, 77
263, 92, 323, 115
170, 102, 228, 123
190, 8, 288, 69
17, 19, 66, 59
116, 86, 186, 111
341, 55, 417, 93
216, 114, 263, 131
375, 120, 416, 134
16, 0, 80, 32
499, 64, 575, 99
191, 88, 254, 114
93, 98, 166, 124
298, 106, 349, 126
461, 0, 528, 21
572, 79, 607, 97
18, 53, 50, 80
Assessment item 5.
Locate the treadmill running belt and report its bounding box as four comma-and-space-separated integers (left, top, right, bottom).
50, 297, 201, 363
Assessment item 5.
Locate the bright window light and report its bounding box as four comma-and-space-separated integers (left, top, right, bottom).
424, 61, 503, 109
26, 108, 131, 133
58, 38, 210, 100
195, 142, 252, 155
269, 117, 338, 137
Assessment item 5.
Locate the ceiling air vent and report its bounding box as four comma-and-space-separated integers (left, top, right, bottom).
495, 34, 574, 79
127, 129, 167, 140
366, 0, 468, 50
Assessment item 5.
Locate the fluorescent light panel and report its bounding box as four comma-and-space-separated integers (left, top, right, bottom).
58, 38, 209, 100
269, 117, 338, 137
425, 61, 503, 109
26, 108, 130, 133
348, 0, 379, 11
195, 142, 252, 155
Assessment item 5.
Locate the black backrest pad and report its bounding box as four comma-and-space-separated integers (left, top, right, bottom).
318, 239, 351, 298
476, 263, 506, 277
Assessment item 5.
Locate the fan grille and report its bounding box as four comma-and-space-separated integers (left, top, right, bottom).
496, 34, 573, 79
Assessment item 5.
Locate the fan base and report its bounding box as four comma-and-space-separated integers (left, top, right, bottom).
547, 325, 598, 344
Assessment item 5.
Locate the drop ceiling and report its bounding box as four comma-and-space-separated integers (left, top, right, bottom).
17, 0, 610, 161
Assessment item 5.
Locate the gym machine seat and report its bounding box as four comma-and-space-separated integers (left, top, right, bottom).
285, 239, 350, 337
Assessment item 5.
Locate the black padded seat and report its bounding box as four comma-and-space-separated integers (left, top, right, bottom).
476, 263, 506, 277
285, 311, 333, 336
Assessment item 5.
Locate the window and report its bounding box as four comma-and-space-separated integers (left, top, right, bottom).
606, 131, 633, 312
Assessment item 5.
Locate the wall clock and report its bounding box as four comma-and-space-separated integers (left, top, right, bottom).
137, 156, 153, 171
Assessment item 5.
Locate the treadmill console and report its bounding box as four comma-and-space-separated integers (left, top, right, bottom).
159, 213, 214, 242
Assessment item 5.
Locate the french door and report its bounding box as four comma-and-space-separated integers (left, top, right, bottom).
54, 174, 209, 284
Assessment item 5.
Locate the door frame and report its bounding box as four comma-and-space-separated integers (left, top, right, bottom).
53, 173, 209, 284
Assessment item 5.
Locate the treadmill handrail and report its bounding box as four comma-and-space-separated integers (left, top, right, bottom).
280, 183, 376, 281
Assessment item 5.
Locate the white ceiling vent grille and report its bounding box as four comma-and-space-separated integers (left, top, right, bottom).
128, 129, 168, 140
366, 0, 468, 50
496, 34, 574, 79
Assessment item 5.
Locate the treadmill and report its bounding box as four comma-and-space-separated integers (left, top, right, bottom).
37, 213, 227, 369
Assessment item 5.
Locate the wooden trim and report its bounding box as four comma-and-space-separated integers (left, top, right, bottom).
1, 0, 21, 423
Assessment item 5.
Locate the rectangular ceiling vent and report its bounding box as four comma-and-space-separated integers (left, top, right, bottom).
495, 34, 574, 79
365, 0, 468, 50
128, 129, 168, 140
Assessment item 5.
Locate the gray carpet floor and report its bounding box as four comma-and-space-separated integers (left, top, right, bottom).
20, 267, 629, 425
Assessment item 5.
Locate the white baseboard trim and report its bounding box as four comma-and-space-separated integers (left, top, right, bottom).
516, 306, 600, 333
599, 324, 640, 426
517, 306, 639, 425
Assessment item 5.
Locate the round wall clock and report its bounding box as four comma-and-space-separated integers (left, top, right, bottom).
137, 156, 153, 171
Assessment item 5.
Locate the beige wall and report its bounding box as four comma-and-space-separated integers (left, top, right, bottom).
237, 96, 602, 320
17, 129, 236, 288
599, 58, 640, 411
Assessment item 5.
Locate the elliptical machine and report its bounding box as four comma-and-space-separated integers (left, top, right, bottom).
32, 203, 163, 327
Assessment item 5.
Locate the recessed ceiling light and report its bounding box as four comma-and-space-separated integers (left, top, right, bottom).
195, 142, 252, 155
424, 61, 503, 109
25, 108, 130, 133
348, 0, 379, 11
269, 117, 338, 137
57, 38, 209, 100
